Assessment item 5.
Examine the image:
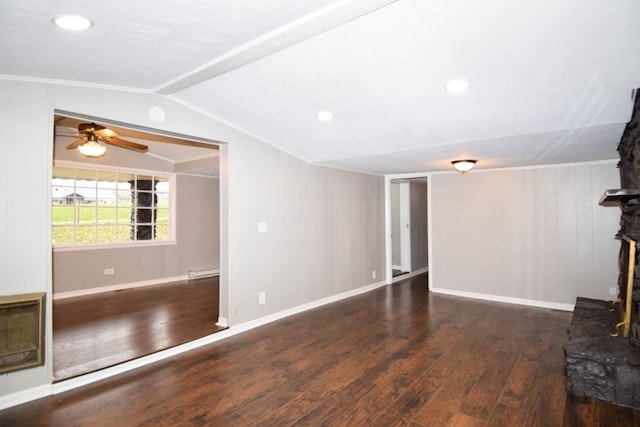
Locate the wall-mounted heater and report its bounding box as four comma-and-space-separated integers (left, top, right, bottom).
0, 292, 45, 374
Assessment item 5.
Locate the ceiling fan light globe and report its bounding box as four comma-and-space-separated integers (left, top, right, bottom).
78, 140, 107, 157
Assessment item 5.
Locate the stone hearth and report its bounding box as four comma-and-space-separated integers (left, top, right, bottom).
565, 297, 640, 409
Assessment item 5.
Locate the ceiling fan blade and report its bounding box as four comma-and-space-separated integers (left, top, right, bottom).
102, 136, 148, 153
95, 128, 118, 138
66, 137, 88, 149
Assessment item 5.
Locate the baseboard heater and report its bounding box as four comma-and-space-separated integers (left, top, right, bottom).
188, 268, 218, 279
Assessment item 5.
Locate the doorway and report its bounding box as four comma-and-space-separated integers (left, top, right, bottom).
391, 181, 411, 277
387, 176, 429, 284
51, 113, 224, 380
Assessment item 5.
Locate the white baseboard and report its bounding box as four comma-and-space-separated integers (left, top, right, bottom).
1, 279, 389, 408
0, 384, 52, 411
53, 275, 189, 300
227, 279, 389, 336
429, 287, 575, 311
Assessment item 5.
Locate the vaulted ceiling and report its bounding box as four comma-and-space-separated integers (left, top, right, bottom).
2, 0, 639, 174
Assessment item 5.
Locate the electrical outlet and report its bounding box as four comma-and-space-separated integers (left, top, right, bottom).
610, 286, 618, 296
372, 270, 377, 279
104, 268, 114, 275
259, 291, 266, 305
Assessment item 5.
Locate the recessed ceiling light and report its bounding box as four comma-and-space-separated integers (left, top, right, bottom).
52, 15, 93, 31
445, 79, 470, 94
316, 111, 334, 121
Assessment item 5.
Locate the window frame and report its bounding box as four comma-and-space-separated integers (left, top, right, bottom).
52, 161, 176, 252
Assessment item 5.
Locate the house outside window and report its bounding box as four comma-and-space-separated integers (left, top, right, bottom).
52, 165, 174, 247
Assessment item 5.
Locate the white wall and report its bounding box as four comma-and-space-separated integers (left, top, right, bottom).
224, 125, 385, 324
0, 78, 386, 398
430, 162, 620, 305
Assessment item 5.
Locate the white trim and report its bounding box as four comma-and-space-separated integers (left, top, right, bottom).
167, 95, 314, 166
53, 275, 189, 300
0, 279, 388, 408
387, 171, 435, 180
399, 182, 411, 273
430, 287, 575, 311
144, 151, 177, 164
53, 239, 177, 252
165, 96, 378, 178
0, 74, 153, 94
310, 159, 385, 177
176, 171, 219, 179
0, 384, 53, 411
229, 280, 388, 333
146, 149, 219, 164
53, 159, 175, 179
216, 317, 228, 328
155, 0, 400, 94
392, 264, 402, 270
177, 151, 220, 163
385, 173, 432, 285
384, 176, 393, 284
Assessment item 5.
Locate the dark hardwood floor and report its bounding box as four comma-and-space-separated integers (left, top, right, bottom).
53, 276, 224, 381
3, 273, 639, 425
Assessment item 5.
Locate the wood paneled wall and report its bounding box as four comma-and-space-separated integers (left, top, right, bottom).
430, 162, 620, 305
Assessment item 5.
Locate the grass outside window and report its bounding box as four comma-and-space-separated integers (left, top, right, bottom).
52, 166, 173, 246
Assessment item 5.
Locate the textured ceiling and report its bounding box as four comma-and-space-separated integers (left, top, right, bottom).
2, 0, 640, 174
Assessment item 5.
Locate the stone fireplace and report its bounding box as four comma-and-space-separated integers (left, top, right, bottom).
565, 90, 640, 409
614, 91, 640, 344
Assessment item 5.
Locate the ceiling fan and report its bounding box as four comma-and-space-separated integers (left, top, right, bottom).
64, 122, 149, 158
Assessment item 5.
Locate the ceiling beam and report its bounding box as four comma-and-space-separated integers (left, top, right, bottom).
155, 0, 399, 95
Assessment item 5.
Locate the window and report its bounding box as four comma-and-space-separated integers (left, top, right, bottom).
52, 165, 173, 246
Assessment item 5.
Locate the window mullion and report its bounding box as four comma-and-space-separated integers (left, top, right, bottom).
52, 165, 172, 247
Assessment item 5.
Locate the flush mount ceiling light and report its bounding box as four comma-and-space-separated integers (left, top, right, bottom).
316, 111, 334, 121
52, 15, 93, 31
445, 79, 470, 94
451, 159, 476, 174
77, 134, 106, 158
